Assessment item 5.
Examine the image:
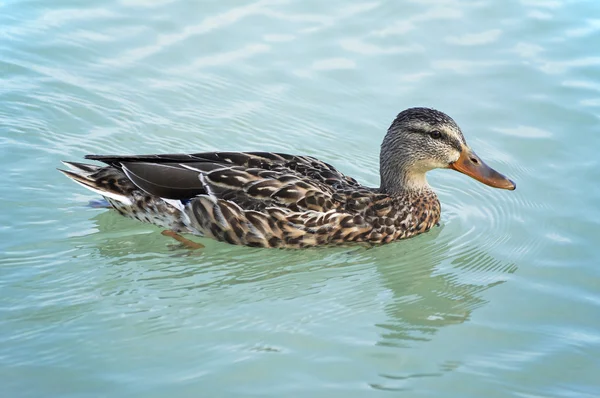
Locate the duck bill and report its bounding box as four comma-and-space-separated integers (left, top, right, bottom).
449, 149, 516, 190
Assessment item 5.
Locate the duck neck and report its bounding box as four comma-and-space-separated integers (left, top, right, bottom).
379, 167, 433, 197
379, 131, 435, 196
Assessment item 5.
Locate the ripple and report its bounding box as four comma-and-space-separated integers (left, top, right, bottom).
431, 144, 548, 282
39, 8, 119, 26
175, 43, 271, 73
311, 58, 356, 71
432, 59, 506, 74
565, 19, 600, 38
101, 0, 274, 66
263, 33, 295, 42
445, 29, 502, 46
119, 0, 176, 7
538, 57, 600, 75
2, 0, 599, 395
513, 42, 545, 58
493, 125, 552, 138
340, 38, 422, 55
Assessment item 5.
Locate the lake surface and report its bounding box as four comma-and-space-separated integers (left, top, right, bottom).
1, 0, 599, 396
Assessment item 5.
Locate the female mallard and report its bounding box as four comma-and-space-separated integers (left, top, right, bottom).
60, 107, 515, 248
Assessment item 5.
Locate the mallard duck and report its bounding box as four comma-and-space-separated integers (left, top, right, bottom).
59, 107, 515, 248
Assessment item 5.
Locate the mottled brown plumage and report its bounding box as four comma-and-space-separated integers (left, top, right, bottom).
59, 108, 515, 249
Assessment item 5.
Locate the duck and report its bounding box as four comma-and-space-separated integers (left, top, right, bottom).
59, 107, 515, 249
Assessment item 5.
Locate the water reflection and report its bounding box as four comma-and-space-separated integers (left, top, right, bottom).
367, 226, 517, 391
83, 209, 517, 348
368, 229, 516, 346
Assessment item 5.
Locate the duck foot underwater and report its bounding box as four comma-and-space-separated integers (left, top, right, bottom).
59, 107, 515, 249
161, 230, 205, 250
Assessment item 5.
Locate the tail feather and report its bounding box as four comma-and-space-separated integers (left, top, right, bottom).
60, 161, 101, 173
58, 168, 133, 205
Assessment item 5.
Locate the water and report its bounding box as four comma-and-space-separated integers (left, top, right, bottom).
1, 0, 599, 396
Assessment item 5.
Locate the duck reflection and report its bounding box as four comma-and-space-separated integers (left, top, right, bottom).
368, 227, 517, 348
84, 209, 517, 348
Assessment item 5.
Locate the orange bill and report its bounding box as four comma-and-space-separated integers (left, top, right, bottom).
449, 149, 516, 190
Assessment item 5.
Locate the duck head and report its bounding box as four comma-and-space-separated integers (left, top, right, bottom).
380, 107, 516, 193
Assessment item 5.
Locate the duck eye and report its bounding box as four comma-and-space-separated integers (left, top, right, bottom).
429, 130, 442, 139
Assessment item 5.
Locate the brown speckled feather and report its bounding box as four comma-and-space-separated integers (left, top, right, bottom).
60, 151, 441, 248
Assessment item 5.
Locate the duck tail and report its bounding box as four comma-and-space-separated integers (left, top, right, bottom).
60, 161, 102, 174
58, 161, 133, 205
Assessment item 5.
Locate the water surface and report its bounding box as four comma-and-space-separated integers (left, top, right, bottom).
1, 0, 600, 396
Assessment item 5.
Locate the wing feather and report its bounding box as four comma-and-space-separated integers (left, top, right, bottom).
86, 151, 365, 213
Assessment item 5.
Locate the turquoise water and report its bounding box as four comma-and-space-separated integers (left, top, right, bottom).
1, 0, 600, 396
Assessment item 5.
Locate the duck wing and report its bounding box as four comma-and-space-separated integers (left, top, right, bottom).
86, 152, 364, 212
